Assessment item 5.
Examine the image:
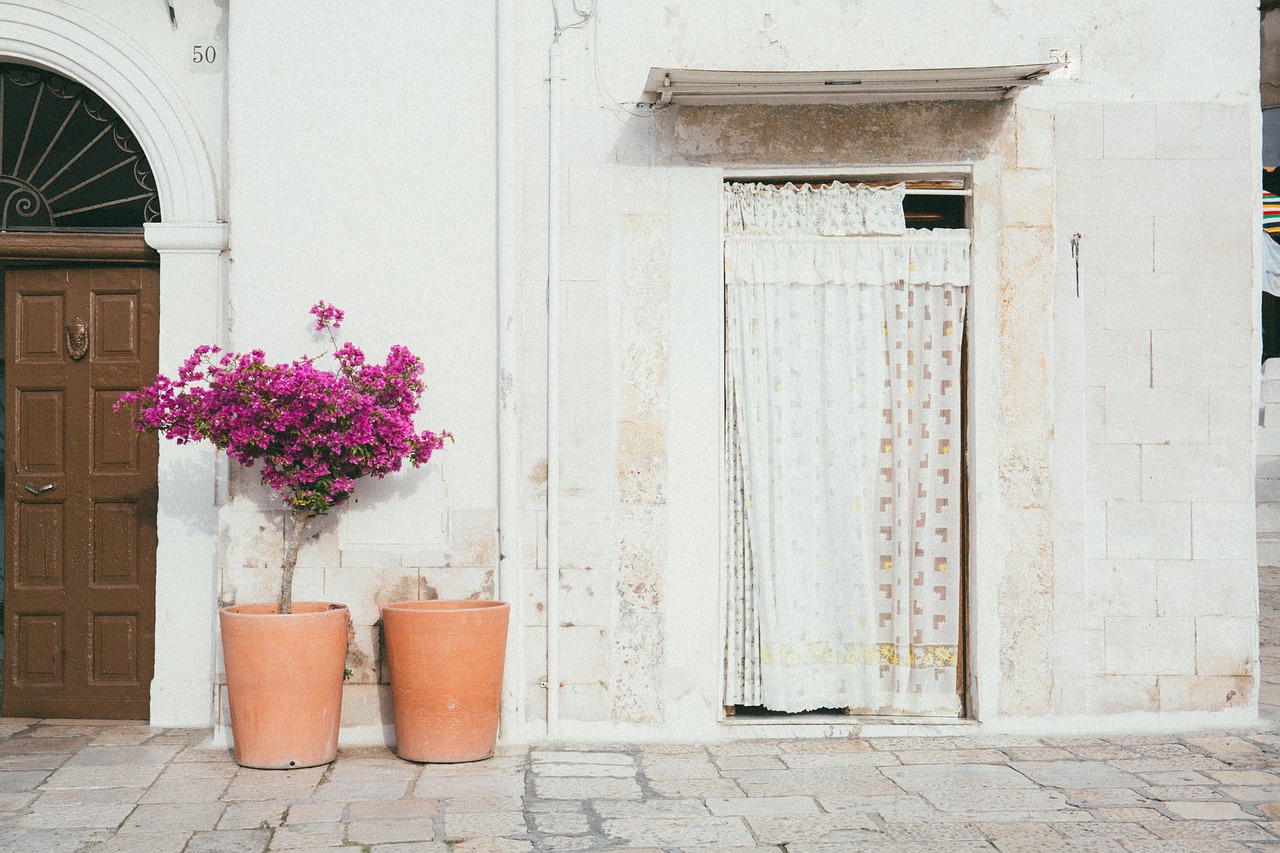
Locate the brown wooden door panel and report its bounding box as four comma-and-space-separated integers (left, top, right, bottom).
2, 266, 158, 720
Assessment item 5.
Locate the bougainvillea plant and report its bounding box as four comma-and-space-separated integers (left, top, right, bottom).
118, 301, 450, 614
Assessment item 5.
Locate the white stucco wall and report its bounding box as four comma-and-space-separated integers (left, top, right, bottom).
0, 0, 1262, 741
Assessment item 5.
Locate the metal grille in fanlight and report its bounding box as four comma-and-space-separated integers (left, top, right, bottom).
0, 63, 160, 230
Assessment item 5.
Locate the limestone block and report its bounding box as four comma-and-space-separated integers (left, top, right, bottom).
568, 166, 616, 227
1102, 387, 1208, 444
1000, 169, 1053, 228
1062, 217, 1155, 276
559, 509, 617, 570
1104, 616, 1196, 675
1258, 427, 1280, 458
559, 626, 609, 684
324, 566, 418, 627
1076, 560, 1158, 619
557, 683, 612, 723
1055, 103, 1104, 161
1260, 533, 1280, 568
1266, 404, 1280, 429
1194, 616, 1255, 676
1157, 559, 1256, 617
1210, 386, 1255, 442
345, 626, 380, 684
339, 684, 392, 727
1151, 327, 1252, 389
1106, 272, 1250, 331
560, 226, 612, 283
560, 567, 614, 627
1088, 499, 1107, 559
1085, 675, 1160, 714
1259, 502, 1280, 535
1016, 106, 1054, 170
1086, 443, 1140, 502
1159, 675, 1253, 712
1257, 457, 1280, 480
1190, 501, 1256, 560
565, 280, 612, 342
220, 499, 286, 570
1153, 214, 1251, 278
1156, 103, 1252, 160
220, 564, 323, 610
525, 568, 547, 627
418, 566, 495, 602
1103, 103, 1158, 160
1105, 502, 1191, 560
1052, 629, 1105, 678
447, 508, 498, 568
1142, 444, 1252, 503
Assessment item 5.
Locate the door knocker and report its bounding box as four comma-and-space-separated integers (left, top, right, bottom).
66, 318, 88, 361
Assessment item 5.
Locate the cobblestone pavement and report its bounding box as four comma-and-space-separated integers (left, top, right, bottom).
6, 720, 1280, 851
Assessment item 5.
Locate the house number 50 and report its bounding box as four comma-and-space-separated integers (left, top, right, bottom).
189, 43, 222, 73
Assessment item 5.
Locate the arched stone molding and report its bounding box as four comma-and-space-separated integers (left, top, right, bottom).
0, 1, 220, 224
0, 2, 226, 727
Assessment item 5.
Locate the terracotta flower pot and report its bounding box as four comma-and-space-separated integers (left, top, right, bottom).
381, 599, 510, 763
219, 602, 351, 769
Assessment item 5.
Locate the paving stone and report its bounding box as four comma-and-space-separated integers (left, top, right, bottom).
1011, 760, 1145, 788
448, 839, 533, 852
441, 811, 528, 840
347, 817, 441, 844
1143, 785, 1225, 801
532, 750, 633, 765
82, 831, 192, 852
534, 776, 643, 799
530, 810, 590, 833
646, 777, 746, 798
532, 762, 635, 777
896, 749, 1013, 766
118, 801, 225, 832
883, 763, 1038, 791
442, 795, 525, 812
41, 764, 162, 789
786, 843, 995, 852
139, 777, 231, 803
348, 799, 438, 820
991, 839, 1126, 852
744, 812, 880, 843
923, 788, 1075, 813
883, 821, 987, 840
222, 767, 326, 801
185, 829, 271, 852
368, 843, 448, 853
215, 799, 290, 830
0, 771, 53, 793
712, 754, 787, 770
284, 801, 345, 823
1138, 770, 1218, 785
35, 786, 144, 805
1220, 786, 1280, 801
1058, 788, 1155, 808
1141, 819, 1278, 840
311, 779, 412, 801
266, 824, 348, 849
1205, 770, 1280, 785
62, 746, 181, 766
414, 774, 525, 799
706, 795, 820, 816
601, 816, 755, 846
778, 750, 901, 768
592, 798, 711, 818
1162, 801, 1255, 820
15, 801, 135, 828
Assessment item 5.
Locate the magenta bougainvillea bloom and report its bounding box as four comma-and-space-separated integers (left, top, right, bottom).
118, 302, 450, 612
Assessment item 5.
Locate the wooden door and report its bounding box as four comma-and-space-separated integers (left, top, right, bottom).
1, 266, 159, 719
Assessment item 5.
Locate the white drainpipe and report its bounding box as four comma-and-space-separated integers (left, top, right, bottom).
545, 33, 564, 737
495, 0, 524, 740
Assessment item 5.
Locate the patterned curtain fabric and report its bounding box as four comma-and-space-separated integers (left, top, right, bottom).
723, 186, 968, 715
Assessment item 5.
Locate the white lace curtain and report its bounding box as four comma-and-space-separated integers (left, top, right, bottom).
724, 181, 968, 715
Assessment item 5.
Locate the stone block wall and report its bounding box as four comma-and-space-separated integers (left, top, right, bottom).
1051, 101, 1258, 716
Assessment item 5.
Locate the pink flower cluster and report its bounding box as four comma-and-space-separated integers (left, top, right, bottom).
119, 302, 450, 515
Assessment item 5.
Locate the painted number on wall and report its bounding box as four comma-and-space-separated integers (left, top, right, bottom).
189, 42, 223, 74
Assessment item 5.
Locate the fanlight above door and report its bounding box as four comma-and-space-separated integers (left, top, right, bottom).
0, 63, 160, 230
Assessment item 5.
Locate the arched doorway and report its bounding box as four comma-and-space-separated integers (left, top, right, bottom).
0, 62, 160, 719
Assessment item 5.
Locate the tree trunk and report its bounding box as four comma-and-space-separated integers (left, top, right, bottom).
279, 509, 316, 615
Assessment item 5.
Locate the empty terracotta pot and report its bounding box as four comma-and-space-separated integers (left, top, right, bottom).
219, 602, 351, 769
381, 599, 510, 763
